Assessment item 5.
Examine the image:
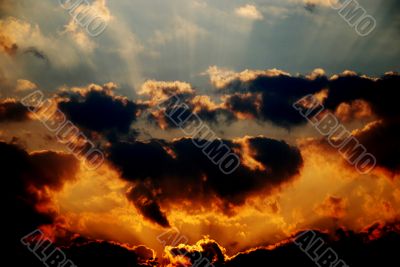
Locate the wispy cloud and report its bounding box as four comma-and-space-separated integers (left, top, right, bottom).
235, 4, 264, 20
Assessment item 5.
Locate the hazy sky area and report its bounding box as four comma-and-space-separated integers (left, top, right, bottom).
1, 0, 399, 97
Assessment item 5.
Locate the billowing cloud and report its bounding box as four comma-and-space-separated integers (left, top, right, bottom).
58, 83, 143, 135
140, 80, 195, 105
334, 100, 372, 122
205, 66, 290, 90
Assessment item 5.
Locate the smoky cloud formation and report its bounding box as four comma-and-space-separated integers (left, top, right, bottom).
108, 137, 303, 227
127, 184, 171, 228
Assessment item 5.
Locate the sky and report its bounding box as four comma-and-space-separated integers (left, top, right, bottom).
1, 0, 400, 266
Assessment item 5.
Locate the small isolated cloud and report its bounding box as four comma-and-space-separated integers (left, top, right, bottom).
15, 79, 37, 92
235, 4, 264, 20
23, 47, 49, 64
304, 2, 317, 13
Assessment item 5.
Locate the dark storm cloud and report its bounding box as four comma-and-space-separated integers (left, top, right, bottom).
218, 73, 329, 128
226, 223, 400, 267
0, 99, 30, 122
1, 141, 79, 226
211, 71, 400, 128
127, 184, 170, 228
1, 142, 79, 263
324, 73, 400, 119
224, 93, 260, 118
354, 119, 400, 174
248, 137, 306, 179
209, 71, 400, 173
29, 150, 79, 190
322, 73, 400, 173
58, 84, 144, 135
108, 137, 303, 227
